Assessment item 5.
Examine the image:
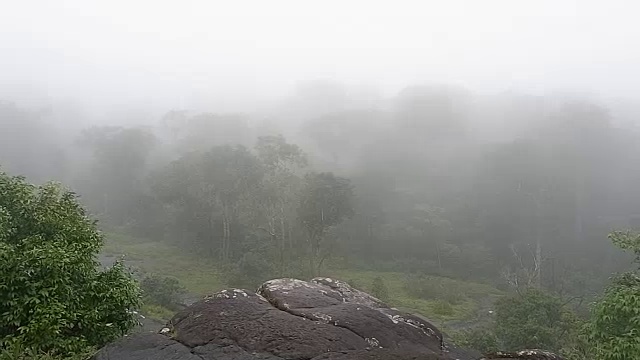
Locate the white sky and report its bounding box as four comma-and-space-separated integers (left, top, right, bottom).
1, 0, 639, 112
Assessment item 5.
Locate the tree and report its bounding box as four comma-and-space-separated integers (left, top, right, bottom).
298, 172, 353, 275
582, 231, 640, 360
76, 126, 156, 225
0, 102, 67, 184
140, 274, 186, 311
406, 204, 451, 273
0, 171, 140, 357
152, 145, 264, 261
494, 288, 580, 353
253, 135, 307, 273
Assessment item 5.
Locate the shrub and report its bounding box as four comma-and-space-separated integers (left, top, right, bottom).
584, 272, 640, 359
228, 251, 274, 289
0, 172, 141, 357
452, 327, 499, 354
494, 288, 580, 352
404, 275, 465, 305
140, 274, 186, 310
371, 276, 390, 302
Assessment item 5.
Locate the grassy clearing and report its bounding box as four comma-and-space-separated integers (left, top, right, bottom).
141, 303, 176, 322
102, 232, 503, 325
325, 269, 503, 324
102, 233, 226, 295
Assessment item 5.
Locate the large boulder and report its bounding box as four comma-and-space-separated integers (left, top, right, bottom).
93, 278, 563, 360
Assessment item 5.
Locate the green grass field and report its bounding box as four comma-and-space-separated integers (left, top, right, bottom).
102, 232, 226, 295
325, 269, 502, 324
101, 232, 503, 326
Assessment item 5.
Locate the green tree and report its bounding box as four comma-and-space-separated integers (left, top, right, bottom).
582, 231, 640, 359
152, 145, 264, 261
494, 288, 580, 352
0, 171, 141, 357
298, 172, 353, 275
76, 126, 156, 225
253, 135, 307, 274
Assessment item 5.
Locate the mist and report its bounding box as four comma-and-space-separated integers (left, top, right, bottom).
2, 1, 640, 357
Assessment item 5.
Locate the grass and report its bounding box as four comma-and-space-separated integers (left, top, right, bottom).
101, 232, 503, 326
325, 269, 503, 324
141, 303, 176, 322
102, 233, 226, 295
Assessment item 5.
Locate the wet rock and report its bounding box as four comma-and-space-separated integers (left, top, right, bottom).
93, 333, 198, 360
169, 289, 367, 359
258, 277, 445, 355
482, 349, 565, 359
310, 348, 449, 359
93, 278, 562, 360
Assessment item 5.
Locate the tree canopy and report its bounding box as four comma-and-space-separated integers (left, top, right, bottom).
0, 171, 140, 358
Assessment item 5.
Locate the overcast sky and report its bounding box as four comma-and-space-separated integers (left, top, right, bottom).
2, 0, 639, 113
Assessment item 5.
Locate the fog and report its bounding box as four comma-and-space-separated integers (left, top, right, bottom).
3, 0, 640, 115
2, 0, 640, 343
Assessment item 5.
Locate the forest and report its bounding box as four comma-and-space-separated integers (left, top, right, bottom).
1, 81, 640, 358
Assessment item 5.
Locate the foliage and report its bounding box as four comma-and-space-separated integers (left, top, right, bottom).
609, 230, 640, 264
370, 276, 389, 302
584, 273, 640, 359
140, 274, 186, 310
151, 145, 264, 261
227, 251, 275, 290
494, 288, 580, 352
76, 126, 156, 226
404, 275, 465, 305
298, 172, 354, 274
452, 327, 499, 354
0, 172, 141, 357
580, 231, 640, 359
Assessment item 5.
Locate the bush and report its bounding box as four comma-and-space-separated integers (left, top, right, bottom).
494, 288, 580, 352
227, 251, 274, 289
452, 327, 499, 354
584, 272, 640, 359
0, 172, 141, 357
140, 274, 186, 310
404, 275, 465, 305
371, 276, 390, 302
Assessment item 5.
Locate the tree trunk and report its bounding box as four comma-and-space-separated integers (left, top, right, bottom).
535, 235, 542, 287
280, 204, 286, 275
309, 233, 320, 277
221, 205, 231, 262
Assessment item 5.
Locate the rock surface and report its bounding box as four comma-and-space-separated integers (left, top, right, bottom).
482, 350, 566, 359
93, 278, 563, 360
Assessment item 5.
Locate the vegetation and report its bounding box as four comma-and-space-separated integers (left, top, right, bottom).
140, 274, 186, 310
0, 172, 140, 358
370, 276, 389, 302
581, 232, 640, 359
2, 84, 640, 358
451, 231, 640, 359
494, 288, 580, 352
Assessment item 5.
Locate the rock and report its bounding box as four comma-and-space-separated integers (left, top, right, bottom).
169, 289, 367, 359
93, 333, 199, 360
310, 348, 448, 359
482, 349, 566, 359
257, 277, 445, 355
93, 278, 563, 360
